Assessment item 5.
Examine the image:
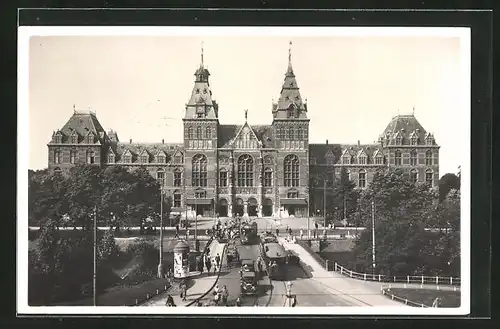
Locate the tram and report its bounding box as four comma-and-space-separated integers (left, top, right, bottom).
262, 241, 288, 280
241, 222, 258, 245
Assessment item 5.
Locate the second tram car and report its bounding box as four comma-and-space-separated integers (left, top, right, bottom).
241, 222, 258, 245
263, 241, 288, 280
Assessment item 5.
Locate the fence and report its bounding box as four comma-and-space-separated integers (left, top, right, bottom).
380, 284, 430, 308
295, 240, 328, 269
333, 262, 461, 286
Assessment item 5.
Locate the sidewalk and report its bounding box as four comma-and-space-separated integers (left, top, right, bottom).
278, 237, 406, 307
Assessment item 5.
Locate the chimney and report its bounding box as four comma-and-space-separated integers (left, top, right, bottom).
129, 139, 132, 144
326, 139, 329, 145
162, 139, 164, 144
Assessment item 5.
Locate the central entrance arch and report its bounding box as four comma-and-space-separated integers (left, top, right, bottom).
247, 197, 258, 217
233, 198, 244, 217
217, 199, 228, 217
262, 198, 273, 217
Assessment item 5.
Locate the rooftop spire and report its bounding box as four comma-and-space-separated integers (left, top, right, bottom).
289, 41, 292, 65
201, 41, 204, 67
244, 109, 248, 122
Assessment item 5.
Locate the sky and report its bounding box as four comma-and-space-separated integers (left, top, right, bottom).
26, 28, 469, 177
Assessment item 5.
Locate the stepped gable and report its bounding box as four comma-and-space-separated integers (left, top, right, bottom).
56, 110, 107, 144
114, 142, 183, 163
218, 124, 274, 149
380, 114, 428, 145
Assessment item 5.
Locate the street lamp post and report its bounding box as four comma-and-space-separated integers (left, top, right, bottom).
93, 205, 97, 306
371, 200, 376, 275
158, 188, 164, 278
323, 179, 327, 227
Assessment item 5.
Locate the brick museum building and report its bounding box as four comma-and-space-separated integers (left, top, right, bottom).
46, 44, 440, 219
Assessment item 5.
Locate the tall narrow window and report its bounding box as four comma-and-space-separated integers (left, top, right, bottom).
411, 136, 418, 145
54, 150, 61, 164
196, 126, 202, 139
87, 134, 93, 144
394, 150, 402, 165
219, 170, 228, 187
157, 169, 165, 185
141, 153, 149, 163
395, 136, 402, 145
157, 154, 166, 163
87, 150, 95, 164
264, 168, 273, 187
124, 153, 132, 163
107, 153, 114, 164
410, 169, 418, 184
358, 170, 366, 188
284, 154, 299, 187
425, 169, 433, 185
297, 127, 303, 140
289, 127, 295, 140
55, 134, 62, 144
173, 192, 182, 208
70, 150, 77, 164
205, 127, 212, 139
342, 155, 351, 165
237, 154, 254, 187
375, 154, 383, 165
174, 170, 182, 187
410, 150, 418, 166
188, 127, 195, 139
71, 135, 78, 144
358, 155, 367, 165
192, 154, 207, 187
425, 150, 433, 165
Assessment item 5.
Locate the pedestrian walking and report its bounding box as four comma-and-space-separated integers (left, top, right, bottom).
299, 229, 304, 240
221, 285, 229, 305
315, 222, 319, 230
165, 294, 176, 307
180, 280, 188, 301
205, 256, 212, 274
215, 253, 221, 272
186, 228, 190, 239
175, 224, 179, 238
276, 228, 279, 236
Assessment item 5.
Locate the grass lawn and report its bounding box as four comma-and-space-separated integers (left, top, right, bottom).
55, 278, 174, 306
387, 288, 461, 308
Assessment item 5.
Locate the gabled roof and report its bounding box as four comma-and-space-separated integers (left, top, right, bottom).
218, 124, 274, 149
310, 143, 381, 165
229, 122, 262, 149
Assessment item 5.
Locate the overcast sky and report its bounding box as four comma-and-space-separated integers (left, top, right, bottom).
26, 29, 469, 177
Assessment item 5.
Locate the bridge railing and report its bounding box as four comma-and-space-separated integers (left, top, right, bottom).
295, 240, 327, 269
333, 262, 461, 286
380, 284, 430, 308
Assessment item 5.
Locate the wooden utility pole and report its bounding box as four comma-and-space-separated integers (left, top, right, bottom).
158, 188, 164, 278
93, 205, 97, 306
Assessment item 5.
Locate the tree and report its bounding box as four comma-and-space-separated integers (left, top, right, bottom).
350, 168, 443, 276
438, 173, 460, 202
331, 167, 358, 225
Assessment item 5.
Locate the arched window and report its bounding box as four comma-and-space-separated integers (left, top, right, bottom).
264, 167, 273, 187
289, 127, 295, 140
205, 127, 212, 139
157, 168, 165, 185
173, 168, 182, 187
70, 150, 77, 164
394, 150, 402, 165
284, 154, 299, 187
192, 154, 207, 187
410, 150, 418, 166
173, 190, 182, 208
410, 169, 418, 184
86, 150, 95, 164
188, 126, 195, 139
425, 150, 433, 165
297, 127, 303, 140
54, 150, 62, 164
196, 126, 202, 139
358, 170, 366, 188
425, 169, 433, 186
237, 154, 254, 187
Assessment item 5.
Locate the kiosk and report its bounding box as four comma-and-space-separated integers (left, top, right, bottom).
173, 240, 190, 278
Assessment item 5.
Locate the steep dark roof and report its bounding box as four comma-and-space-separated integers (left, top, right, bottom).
114, 142, 183, 163
309, 143, 382, 165
58, 111, 107, 143
380, 114, 429, 145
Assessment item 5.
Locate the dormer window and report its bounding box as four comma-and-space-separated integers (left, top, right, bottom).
140, 154, 149, 163
426, 135, 434, 145
395, 136, 402, 145
342, 154, 351, 165
87, 134, 93, 144
108, 153, 115, 164
124, 154, 132, 163
71, 135, 78, 144
410, 135, 418, 145
326, 154, 335, 165
358, 154, 367, 165
157, 154, 166, 163
375, 154, 384, 165
55, 134, 62, 144
173, 154, 183, 164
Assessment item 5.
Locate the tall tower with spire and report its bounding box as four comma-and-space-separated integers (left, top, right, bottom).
272, 41, 310, 215
183, 42, 219, 211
